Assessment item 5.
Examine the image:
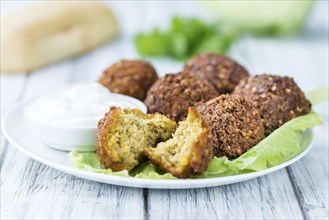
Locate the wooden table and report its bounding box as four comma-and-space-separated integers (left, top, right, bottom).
1, 1, 328, 219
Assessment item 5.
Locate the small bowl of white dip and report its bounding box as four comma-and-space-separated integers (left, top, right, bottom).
23, 83, 147, 151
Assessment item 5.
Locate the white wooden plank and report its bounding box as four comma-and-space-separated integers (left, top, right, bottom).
147, 7, 328, 217
242, 20, 329, 219
1, 2, 146, 219
1, 61, 73, 218
1, 160, 144, 219
1, 1, 328, 219
0, 74, 27, 114
231, 15, 329, 219
0, 73, 27, 166
287, 146, 328, 220
1, 56, 145, 220
286, 102, 329, 220
147, 170, 304, 219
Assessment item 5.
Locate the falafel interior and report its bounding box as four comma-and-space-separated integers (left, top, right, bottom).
144, 108, 213, 178
96, 107, 177, 172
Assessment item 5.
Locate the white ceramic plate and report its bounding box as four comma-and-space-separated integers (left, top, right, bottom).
2, 100, 314, 189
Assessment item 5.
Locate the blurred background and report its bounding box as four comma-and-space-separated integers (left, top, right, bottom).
1, 0, 328, 92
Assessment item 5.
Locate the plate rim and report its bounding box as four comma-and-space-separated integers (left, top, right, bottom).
1, 100, 314, 189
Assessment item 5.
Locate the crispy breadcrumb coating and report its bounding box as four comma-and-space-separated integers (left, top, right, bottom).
233, 74, 311, 135
196, 94, 265, 159
184, 53, 249, 94
145, 72, 218, 121
98, 60, 158, 100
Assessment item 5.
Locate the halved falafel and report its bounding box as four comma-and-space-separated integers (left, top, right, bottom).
144, 72, 219, 121
196, 94, 265, 159
184, 53, 249, 94
98, 60, 158, 100
233, 74, 311, 135
144, 108, 213, 178
96, 107, 177, 171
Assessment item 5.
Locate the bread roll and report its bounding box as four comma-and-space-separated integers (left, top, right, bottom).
1, 1, 118, 73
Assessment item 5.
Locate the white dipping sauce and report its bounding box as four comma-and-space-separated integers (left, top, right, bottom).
25, 83, 147, 128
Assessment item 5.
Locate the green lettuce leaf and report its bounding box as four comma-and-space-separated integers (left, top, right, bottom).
132, 161, 176, 179
305, 85, 329, 105
68, 112, 321, 179
202, 112, 320, 178
68, 87, 326, 179
68, 151, 176, 179
68, 151, 130, 177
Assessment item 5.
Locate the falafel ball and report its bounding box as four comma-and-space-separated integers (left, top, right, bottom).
98, 60, 158, 100
96, 107, 177, 171
144, 108, 213, 178
144, 72, 219, 121
196, 94, 265, 159
233, 74, 311, 135
183, 53, 249, 94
